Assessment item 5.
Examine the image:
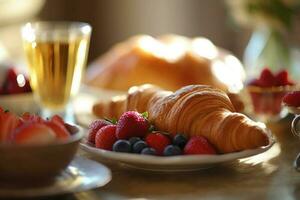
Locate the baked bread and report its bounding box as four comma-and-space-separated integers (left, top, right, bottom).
93, 84, 269, 153
85, 35, 245, 92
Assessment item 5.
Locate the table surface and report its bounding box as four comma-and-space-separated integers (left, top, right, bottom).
36, 114, 300, 200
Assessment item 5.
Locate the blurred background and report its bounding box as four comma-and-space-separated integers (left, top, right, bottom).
1, 0, 299, 67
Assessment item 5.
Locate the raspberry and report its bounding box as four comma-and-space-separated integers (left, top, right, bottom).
88, 119, 111, 144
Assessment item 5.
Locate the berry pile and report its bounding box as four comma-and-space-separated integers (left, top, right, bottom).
0, 107, 71, 144
247, 68, 295, 116
88, 111, 217, 156
0, 68, 32, 95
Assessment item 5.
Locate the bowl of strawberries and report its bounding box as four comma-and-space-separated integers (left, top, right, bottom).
245, 67, 298, 122
0, 67, 37, 114
0, 107, 84, 184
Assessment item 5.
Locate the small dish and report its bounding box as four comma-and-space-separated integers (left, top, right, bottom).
0, 156, 111, 198
0, 93, 38, 114
245, 85, 298, 122
0, 125, 84, 183
80, 135, 275, 172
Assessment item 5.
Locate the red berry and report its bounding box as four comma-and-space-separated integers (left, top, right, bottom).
88, 119, 111, 144
259, 68, 276, 87
275, 70, 292, 86
44, 121, 70, 140
21, 113, 45, 123
116, 111, 149, 139
283, 91, 300, 107
11, 122, 56, 144
0, 111, 21, 142
145, 131, 171, 155
184, 136, 216, 155
95, 125, 117, 150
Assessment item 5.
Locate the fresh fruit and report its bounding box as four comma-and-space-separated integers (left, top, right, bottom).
259, 68, 276, 87
132, 140, 148, 153
128, 137, 141, 146
145, 131, 171, 155
173, 134, 187, 148
11, 122, 56, 145
21, 113, 45, 123
87, 119, 111, 144
248, 67, 295, 116
141, 147, 157, 155
283, 91, 300, 107
95, 125, 117, 150
0, 111, 21, 142
112, 140, 131, 153
44, 121, 70, 140
50, 115, 65, 126
116, 111, 149, 139
184, 136, 216, 155
163, 145, 182, 156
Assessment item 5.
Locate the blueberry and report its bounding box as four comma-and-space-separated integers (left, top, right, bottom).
173, 134, 187, 148
141, 147, 157, 155
132, 141, 148, 153
129, 137, 141, 146
163, 145, 182, 156
113, 140, 131, 153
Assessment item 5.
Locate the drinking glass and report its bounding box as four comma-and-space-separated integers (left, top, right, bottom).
21, 21, 91, 120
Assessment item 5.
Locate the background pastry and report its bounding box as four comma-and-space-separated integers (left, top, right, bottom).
85, 35, 246, 93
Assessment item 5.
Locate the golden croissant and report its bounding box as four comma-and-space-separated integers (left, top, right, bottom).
93, 84, 269, 153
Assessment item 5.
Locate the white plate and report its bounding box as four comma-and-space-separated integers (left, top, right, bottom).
80, 137, 275, 172
0, 156, 111, 198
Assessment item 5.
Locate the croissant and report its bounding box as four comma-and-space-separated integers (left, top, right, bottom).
93, 84, 269, 153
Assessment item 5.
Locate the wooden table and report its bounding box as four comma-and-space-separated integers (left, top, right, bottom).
40, 115, 300, 200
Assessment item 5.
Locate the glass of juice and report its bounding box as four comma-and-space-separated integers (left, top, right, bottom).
21, 22, 91, 120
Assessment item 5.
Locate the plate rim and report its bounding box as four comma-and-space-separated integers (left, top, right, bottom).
80, 136, 275, 166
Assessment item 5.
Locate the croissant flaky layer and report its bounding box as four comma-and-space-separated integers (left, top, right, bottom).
93, 84, 270, 153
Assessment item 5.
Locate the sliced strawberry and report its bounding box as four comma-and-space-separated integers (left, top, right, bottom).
0, 107, 4, 113
21, 113, 45, 123
259, 68, 276, 87
11, 122, 56, 145
0, 111, 22, 142
44, 121, 70, 140
51, 115, 65, 127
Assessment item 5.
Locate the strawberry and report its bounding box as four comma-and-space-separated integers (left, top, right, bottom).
88, 119, 111, 144
259, 68, 276, 87
116, 111, 149, 139
0, 107, 4, 113
283, 91, 300, 107
184, 136, 216, 155
11, 122, 56, 145
44, 121, 70, 140
275, 70, 292, 86
21, 113, 45, 123
50, 115, 65, 126
145, 131, 171, 155
95, 125, 117, 150
0, 111, 21, 142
